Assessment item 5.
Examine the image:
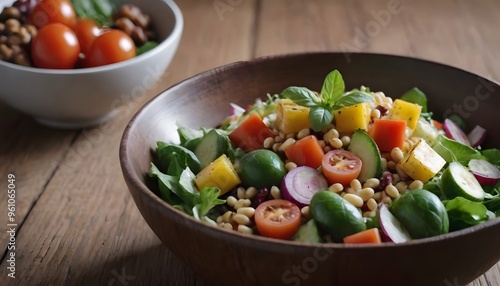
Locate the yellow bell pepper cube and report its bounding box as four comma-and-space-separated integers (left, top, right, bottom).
390, 99, 422, 133
274, 99, 311, 134
397, 139, 446, 183
194, 154, 241, 195
334, 102, 371, 133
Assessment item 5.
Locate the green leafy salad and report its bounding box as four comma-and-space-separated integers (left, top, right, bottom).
148, 70, 500, 244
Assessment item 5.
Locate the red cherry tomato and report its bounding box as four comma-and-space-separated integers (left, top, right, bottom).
29, 0, 77, 29
85, 30, 136, 67
73, 18, 100, 54
31, 23, 80, 69
254, 199, 301, 240
321, 149, 362, 185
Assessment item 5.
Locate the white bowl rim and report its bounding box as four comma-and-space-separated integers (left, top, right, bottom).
0, 0, 183, 75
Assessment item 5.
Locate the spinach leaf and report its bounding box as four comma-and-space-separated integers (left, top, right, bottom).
432, 134, 483, 165
177, 124, 204, 145
444, 197, 489, 231
401, 87, 428, 113
137, 41, 159, 56
149, 163, 192, 214
482, 148, 500, 169
156, 141, 201, 175
71, 0, 115, 26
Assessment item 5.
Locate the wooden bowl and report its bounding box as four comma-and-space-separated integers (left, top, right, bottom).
120, 52, 500, 286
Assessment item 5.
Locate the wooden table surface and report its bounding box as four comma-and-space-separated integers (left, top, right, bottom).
1, 0, 500, 285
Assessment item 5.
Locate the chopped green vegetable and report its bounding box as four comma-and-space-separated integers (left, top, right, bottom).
71, 0, 115, 26
432, 134, 483, 164
444, 197, 489, 231
156, 141, 201, 175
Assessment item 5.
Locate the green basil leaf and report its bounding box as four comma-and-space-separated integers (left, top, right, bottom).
281, 86, 319, 107
332, 91, 373, 109
156, 141, 201, 175
321, 70, 345, 103
309, 106, 333, 132
137, 41, 159, 56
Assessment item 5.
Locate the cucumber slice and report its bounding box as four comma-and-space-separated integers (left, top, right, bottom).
441, 162, 485, 202
348, 130, 383, 182
194, 129, 228, 169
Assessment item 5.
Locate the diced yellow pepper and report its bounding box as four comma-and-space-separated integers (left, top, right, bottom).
390, 99, 422, 133
334, 102, 371, 133
274, 99, 311, 134
194, 154, 241, 195
397, 139, 446, 183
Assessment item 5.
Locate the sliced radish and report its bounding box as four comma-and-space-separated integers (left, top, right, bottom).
443, 118, 471, 146
229, 103, 246, 116
281, 166, 328, 208
467, 125, 487, 147
378, 204, 411, 243
468, 159, 500, 186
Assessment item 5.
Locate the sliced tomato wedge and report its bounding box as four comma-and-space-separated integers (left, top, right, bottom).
322, 149, 362, 185
254, 199, 301, 239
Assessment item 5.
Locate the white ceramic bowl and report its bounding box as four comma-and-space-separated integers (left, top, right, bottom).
0, 0, 183, 128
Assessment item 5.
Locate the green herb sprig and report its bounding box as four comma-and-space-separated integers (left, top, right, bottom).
280, 70, 373, 132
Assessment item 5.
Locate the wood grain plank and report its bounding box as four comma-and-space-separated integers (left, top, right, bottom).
0, 0, 256, 284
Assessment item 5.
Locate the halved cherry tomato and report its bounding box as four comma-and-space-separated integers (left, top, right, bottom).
85, 30, 136, 67
254, 199, 301, 240
321, 149, 362, 185
29, 0, 77, 29
31, 23, 80, 69
73, 18, 100, 54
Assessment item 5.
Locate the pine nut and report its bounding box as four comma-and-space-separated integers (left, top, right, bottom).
367, 198, 378, 211
279, 138, 296, 151
301, 206, 310, 218
234, 199, 251, 210
285, 161, 298, 171
363, 178, 380, 189
363, 211, 377, 218
395, 181, 408, 193
345, 187, 357, 194
323, 129, 339, 142
222, 222, 234, 230
343, 193, 364, 208
330, 138, 343, 149
245, 187, 258, 199
233, 213, 251, 225
318, 140, 326, 148
297, 128, 310, 139
286, 132, 296, 139
237, 225, 253, 234
329, 183, 344, 193
385, 184, 400, 198
382, 196, 392, 205
387, 160, 397, 170
270, 186, 281, 199
263, 137, 274, 149
237, 187, 246, 199
222, 211, 234, 223
350, 179, 362, 191
381, 157, 388, 171
237, 207, 255, 218
371, 109, 381, 119
372, 191, 382, 201
216, 216, 223, 224
279, 131, 286, 140
358, 187, 375, 201
274, 135, 283, 143
272, 143, 281, 153
396, 164, 410, 180
391, 147, 404, 163
340, 136, 351, 147
409, 180, 424, 190
323, 146, 332, 153
226, 196, 237, 208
